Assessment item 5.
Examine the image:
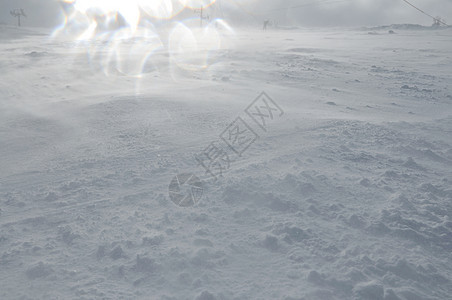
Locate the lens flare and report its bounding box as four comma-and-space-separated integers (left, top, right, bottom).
54, 0, 233, 78
58, 0, 218, 33
87, 25, 163, 77
62, 0, 141, 30
139, 0, 186, 20
169, 18, 233, 72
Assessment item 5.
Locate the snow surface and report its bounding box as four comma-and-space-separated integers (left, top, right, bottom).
1, 24, 452, 299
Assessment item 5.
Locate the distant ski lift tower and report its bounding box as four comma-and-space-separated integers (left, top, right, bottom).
400, 0, 448, 26
433, 16, 444, 27
10, 8, 26, 27
194, 7, 209, 27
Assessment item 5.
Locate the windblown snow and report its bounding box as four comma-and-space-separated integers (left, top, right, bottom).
0, 24, 451, 299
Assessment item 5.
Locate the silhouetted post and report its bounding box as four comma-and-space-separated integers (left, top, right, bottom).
10, 9, 26, 27
433, 16, 444, 27
194, 7, 208, 27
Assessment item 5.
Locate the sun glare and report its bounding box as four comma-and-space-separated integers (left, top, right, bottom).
54, 0, 234, 77
59, 0, 218, 32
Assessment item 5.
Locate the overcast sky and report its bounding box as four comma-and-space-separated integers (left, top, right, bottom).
0, 0, 450, 28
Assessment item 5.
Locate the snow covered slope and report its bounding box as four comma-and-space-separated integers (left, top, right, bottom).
1, 25, 451, 299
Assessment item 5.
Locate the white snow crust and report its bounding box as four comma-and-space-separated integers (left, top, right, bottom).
1, 24, 451, 299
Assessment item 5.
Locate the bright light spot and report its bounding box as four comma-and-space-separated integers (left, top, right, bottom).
169, 19, 231, 71
59, 0, 218, 31
54, 0, 233, 78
